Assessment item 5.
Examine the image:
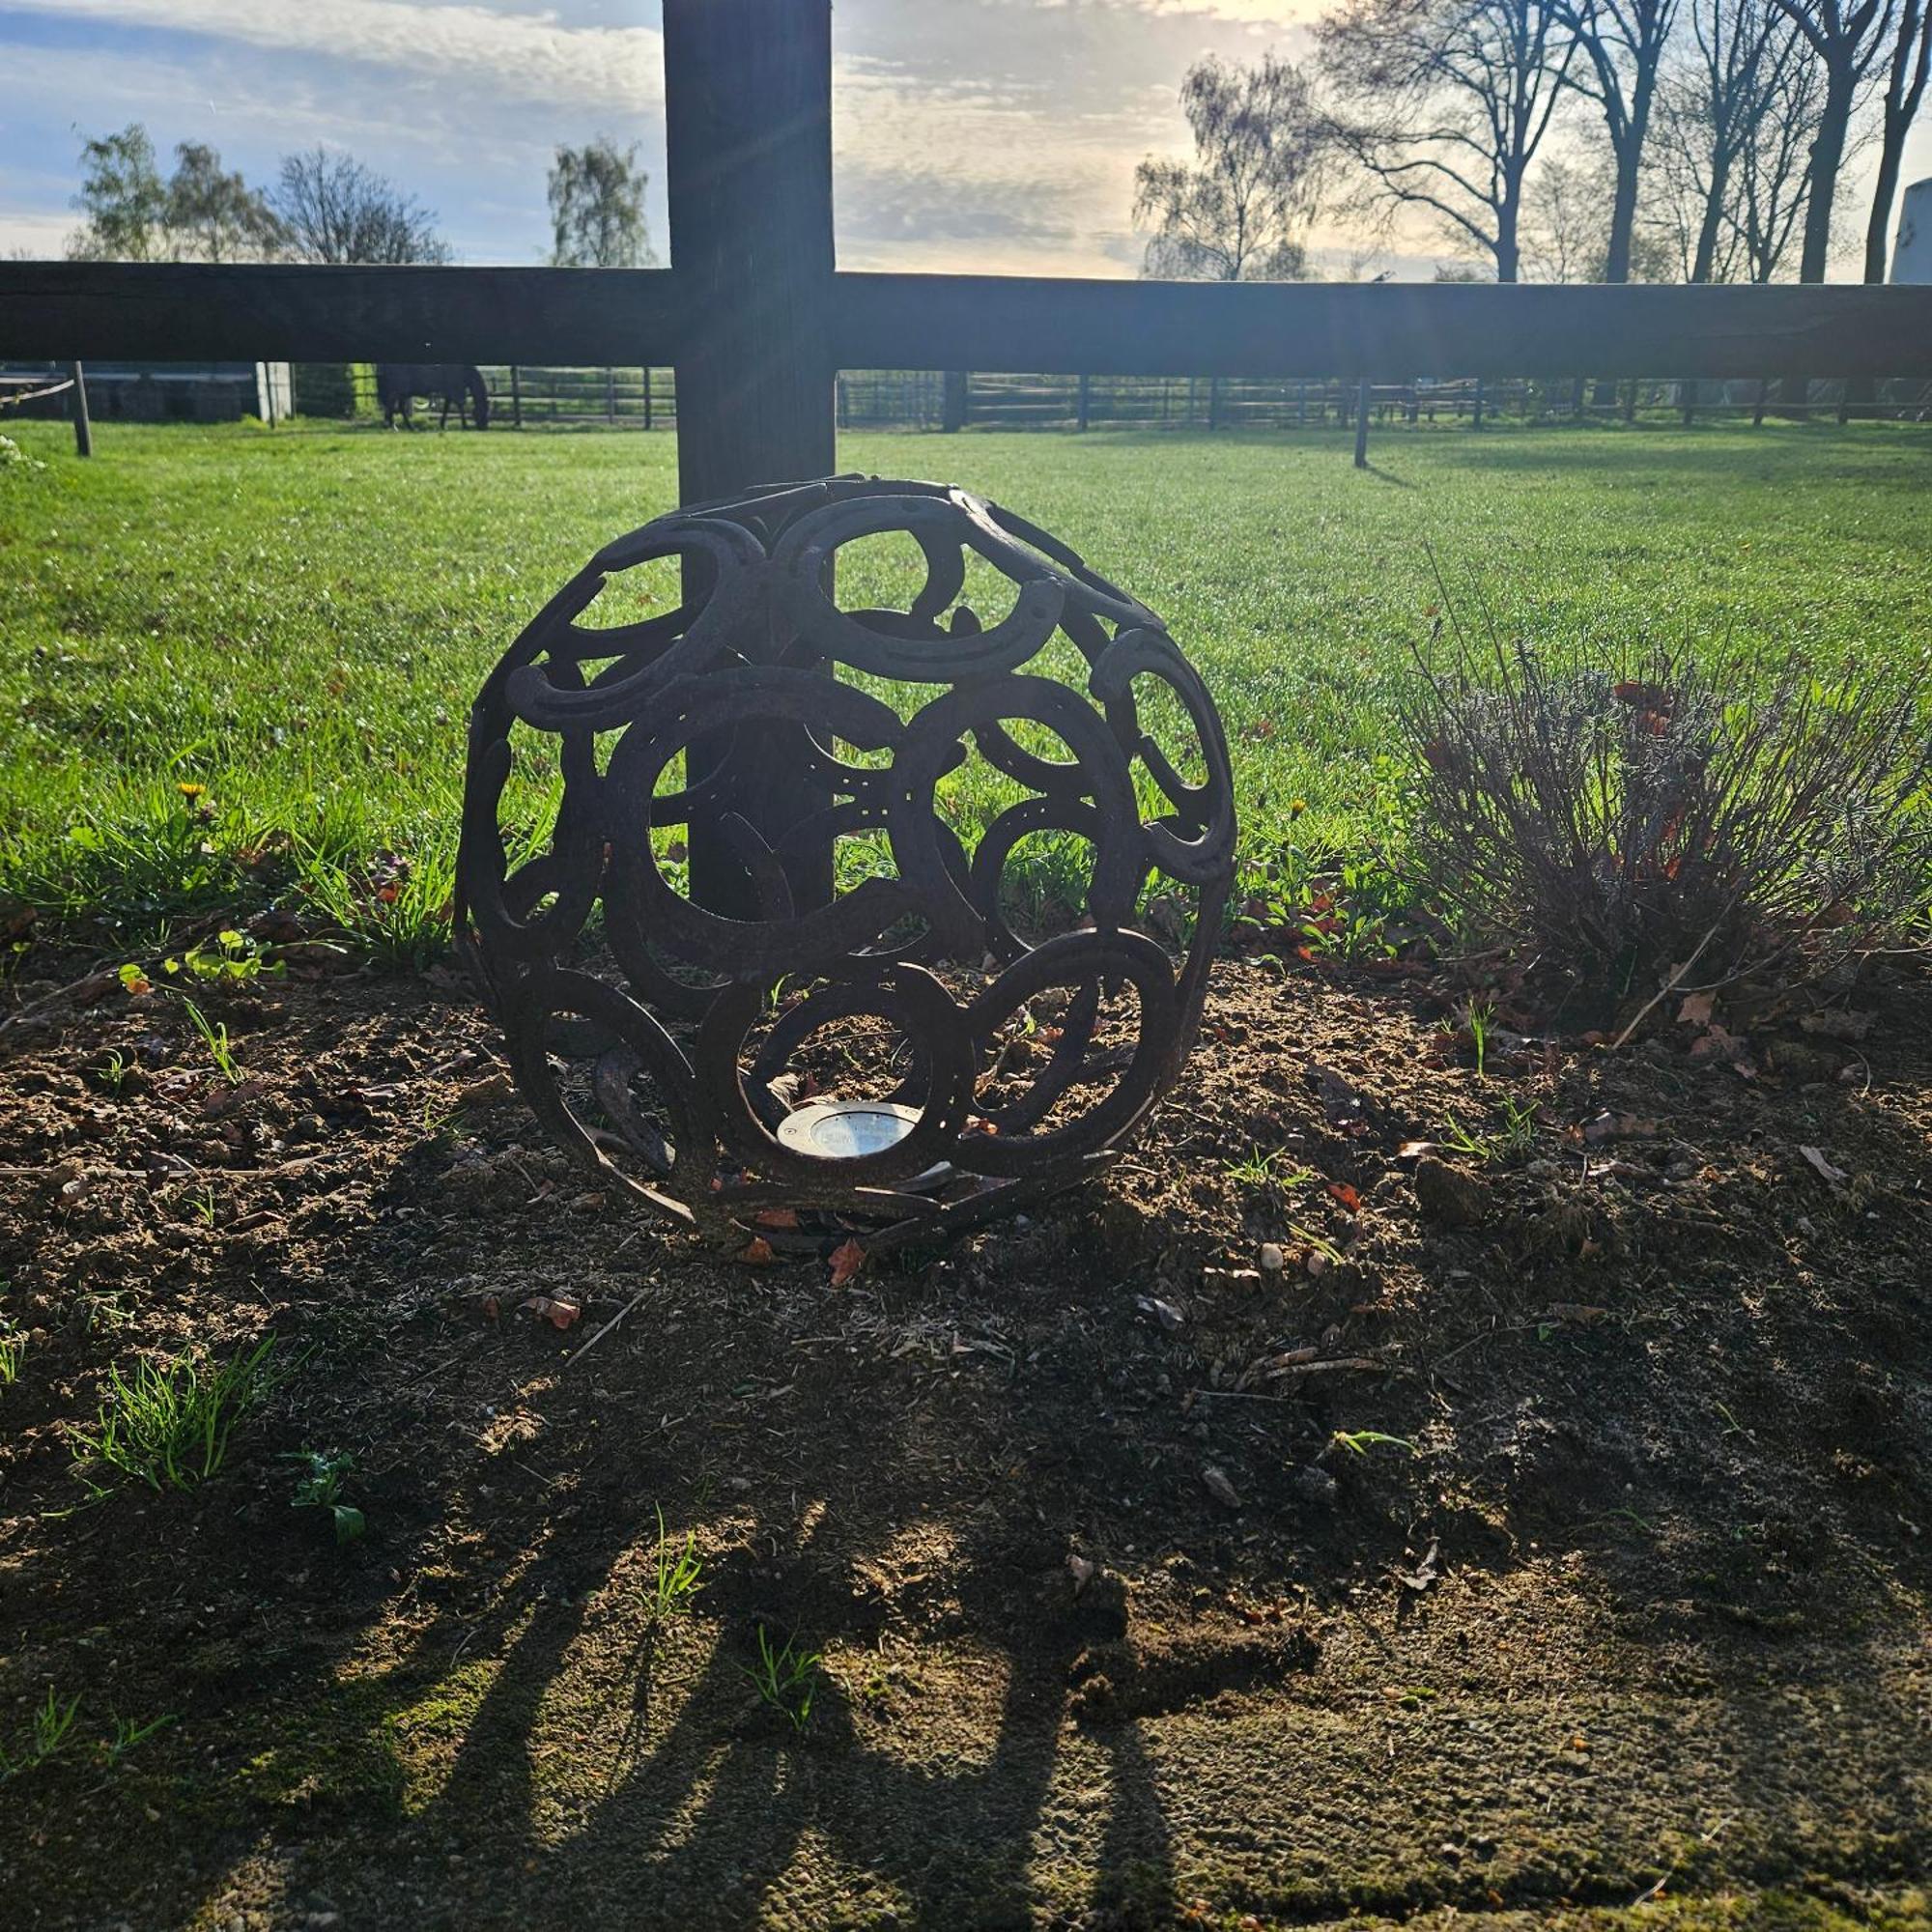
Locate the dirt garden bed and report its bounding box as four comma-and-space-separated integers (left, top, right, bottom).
0, 945, 1928, 1930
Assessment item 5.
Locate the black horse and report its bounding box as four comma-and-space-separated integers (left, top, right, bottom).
375, 363, 491, 430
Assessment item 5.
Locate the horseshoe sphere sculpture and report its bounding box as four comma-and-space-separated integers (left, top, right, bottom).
456, 475, 1235, 1259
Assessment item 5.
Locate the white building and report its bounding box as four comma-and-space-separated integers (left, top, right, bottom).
1893, 178, 1932, 283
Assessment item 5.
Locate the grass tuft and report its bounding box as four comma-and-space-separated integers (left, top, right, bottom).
69, 1338, 283, 1493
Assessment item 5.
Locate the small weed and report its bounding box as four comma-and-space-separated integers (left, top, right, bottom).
1284, 1218, 1345, 1265
741, 1626, 822, 1735
1440, 1094, 1539, 1167
69, 1337, 282, 1493
0, 1688, 82, 1783
1465, 1000, 1494, 1079
164, 927, 282, 985
0, 1327, 22, 1388
96, 1049, 131, 1094
187, 1183, 219, 1230
104, 1711, 173, 1766
286, 1448, 365, 1544
182, 998, 240, 1083
1225, 1148, 1315, 1190
649, 1504, 704, 1623
1329, 1429, 1419, 1457
1494, 1094, 1540, 1158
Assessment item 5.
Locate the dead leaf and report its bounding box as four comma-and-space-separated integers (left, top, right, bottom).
455, 1072, 515, 1110
1396, 1139, 1438, 1161
1798, 1145, 1849, 1185
1542, 1302, 1607, 1325
1066, 1553, 1095, 1596
1326, 1180, 1362, 1212
1396, 1538, 1441, 1592
1201, 1464, 1242, 1509
828, 1236, 867, 1287
519, 1293, 582, 1331
754, 1207, 802, 1230
1138, 1295, 1185, 1333
1677, 990, 1717, 1027
1689, 1023, 1749, 1064
737, 1236, 778, 1266
1579, 1110, 1659, 1145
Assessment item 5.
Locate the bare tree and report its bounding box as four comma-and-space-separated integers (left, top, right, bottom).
548, 135, 655, 268
1861, 0, 1932, 277
1770, 0, 1900, 280
272, 149, 452, 266
1555, 0, 1679, 280
1733, 30, 1827, 277
1654, 0, 1795, 279
1133, 53, 1327, 280
1318, 0, 1578, 283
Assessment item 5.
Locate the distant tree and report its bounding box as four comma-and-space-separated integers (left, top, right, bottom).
547, 136, 654, 268
1554, 0, 1679, 281
68, 126, 167, 260
68, 126, 277, 262
1318, 0, 1578, 283
1861, 0, 1932, 277
1132, 53, 1327, 280
1654, 0, 1799, 280
164, 142, 282, 262
1769, 0, 1901, 281
272, 149, 452, 265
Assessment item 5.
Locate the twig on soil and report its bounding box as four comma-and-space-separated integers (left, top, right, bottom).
1629, 1813, 1733, 1907
1607, 913, 1727, 1052
566, 1289, 650, 1371
0, 969, 120, 1037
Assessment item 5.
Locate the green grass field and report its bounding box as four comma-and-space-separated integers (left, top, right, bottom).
4, 415, 1929, 955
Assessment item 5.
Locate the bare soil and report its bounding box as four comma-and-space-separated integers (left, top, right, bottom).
1, 948, 1929, 1931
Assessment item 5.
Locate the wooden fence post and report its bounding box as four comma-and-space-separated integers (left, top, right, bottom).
941, 370, 969, 431
69, 361, 92, 458
665, 0, 837, 917
642, 366, 652, 432
1353, 378, 1370, 468
1076, 371, 1091, 432
1471, 378, 1484, 431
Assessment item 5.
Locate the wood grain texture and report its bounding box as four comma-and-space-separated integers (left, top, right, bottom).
663, 0, 838, 915
6, 265, 1931, 380
0, 263, 686, 364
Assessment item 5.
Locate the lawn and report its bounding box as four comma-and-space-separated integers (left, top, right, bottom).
5, 415, 1932, 1928
4, 415, 1930, 954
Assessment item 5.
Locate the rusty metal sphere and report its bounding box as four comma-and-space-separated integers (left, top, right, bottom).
456, 474, 1236, 1259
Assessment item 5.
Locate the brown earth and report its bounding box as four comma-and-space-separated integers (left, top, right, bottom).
1, 946, 1929, 1931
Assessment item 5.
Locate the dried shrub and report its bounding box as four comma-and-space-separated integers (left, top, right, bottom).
1400, 620, 1931, 1014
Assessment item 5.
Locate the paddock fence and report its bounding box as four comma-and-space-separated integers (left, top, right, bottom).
22, 359, 1898, 436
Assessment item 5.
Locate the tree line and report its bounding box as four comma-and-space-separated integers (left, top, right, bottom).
1135, 0, 1931, 285
62, 128, 654, 270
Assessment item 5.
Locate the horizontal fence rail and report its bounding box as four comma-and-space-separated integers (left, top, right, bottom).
7, 263, 1932, 380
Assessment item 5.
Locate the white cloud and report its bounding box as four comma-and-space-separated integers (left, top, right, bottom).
0, 212, 79, 258
38, 0, 664, 112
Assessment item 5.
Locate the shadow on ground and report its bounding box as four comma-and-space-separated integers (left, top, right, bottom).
2, 957, 1929, 1928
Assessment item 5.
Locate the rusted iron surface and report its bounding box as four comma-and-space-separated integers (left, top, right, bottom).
457, 475, 1236, 1257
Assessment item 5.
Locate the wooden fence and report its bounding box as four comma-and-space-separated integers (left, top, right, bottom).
271, 364, 1929, 435
5, 0, 1932, 902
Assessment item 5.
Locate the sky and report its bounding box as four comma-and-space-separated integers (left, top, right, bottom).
0, 0, 1926, 280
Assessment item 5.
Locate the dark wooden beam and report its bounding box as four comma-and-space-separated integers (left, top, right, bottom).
830, 275, 1932, 380
7, 264, 1932, 380
664, 0, 837, 917
0, 262, 685, 364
